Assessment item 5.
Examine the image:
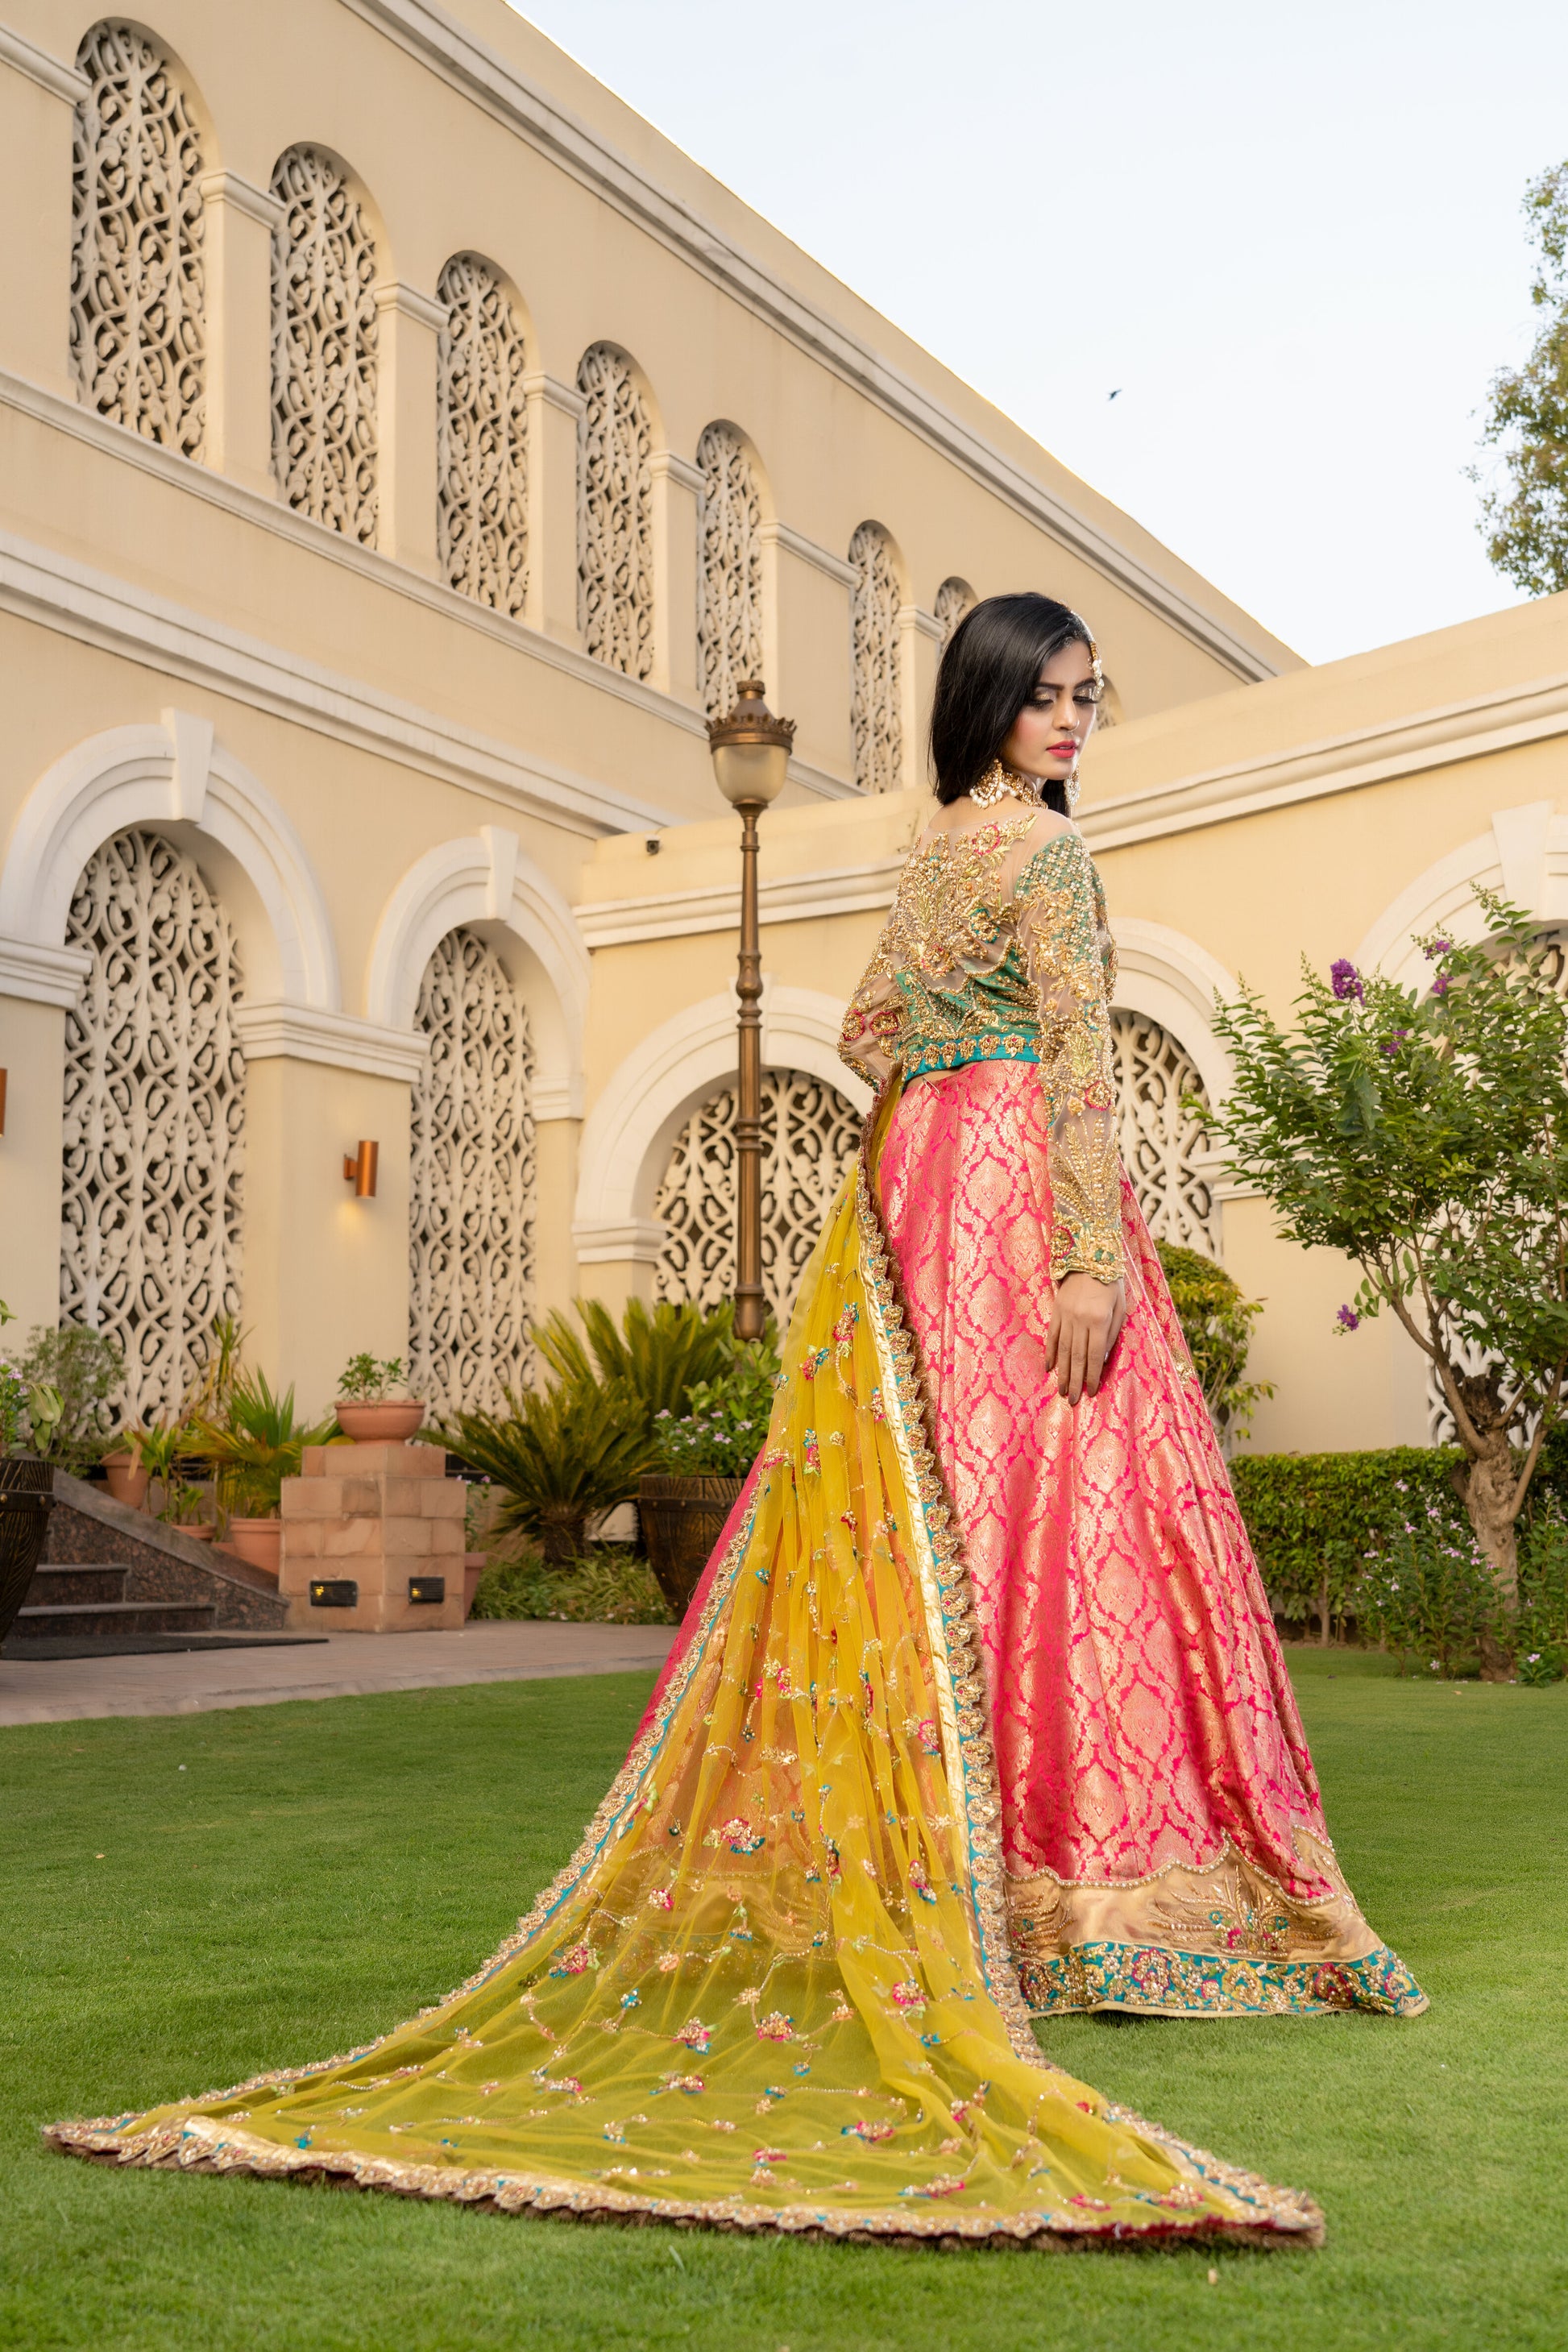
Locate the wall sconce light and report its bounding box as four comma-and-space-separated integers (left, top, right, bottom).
0, 1068, 6, 1136
343, 1140, 379, 1197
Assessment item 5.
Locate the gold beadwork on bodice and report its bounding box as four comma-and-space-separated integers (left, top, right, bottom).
840, 815, 1124, 1284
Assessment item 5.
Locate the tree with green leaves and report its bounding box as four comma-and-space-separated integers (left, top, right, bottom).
1211, 892, 1568, 1675
1155, 1242, 1273, 1443
1475, 160, 1568, 595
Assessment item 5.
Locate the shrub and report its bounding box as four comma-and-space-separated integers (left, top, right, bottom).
438, 1384, 657, 1563
337, 1353, 408, 1404
1227, 1446, 1468, 1641
1155, 1243, 1273, 1440
533, 1299, 748, 1437
1516, 1520, 1568, 1683
468, 1546, 672, 1626
1357, 1516, 1498, 1678
15, 1322, 123, 1471
652, 1345, 779, 1478
191, 1369, 338, 1520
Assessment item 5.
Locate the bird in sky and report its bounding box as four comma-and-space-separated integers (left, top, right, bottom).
1108, 388, 1122, 401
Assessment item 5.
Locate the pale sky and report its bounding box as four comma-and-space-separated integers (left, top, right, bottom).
509, 0, 1568, 666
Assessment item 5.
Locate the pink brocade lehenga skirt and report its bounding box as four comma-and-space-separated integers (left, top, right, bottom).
877, 1058, 1425, 2019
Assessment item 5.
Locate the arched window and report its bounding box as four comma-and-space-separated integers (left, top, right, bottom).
1110, 1009, 1220, 1254
436, 255, 529, 617
696, 422, 763, 720
576, 345, 653, 678
408, 929, 536, 1417
60, 829, 245, 1427
270, 147, 378, 541
934, 576, 975, 646
70, 21, 205, 458
654, 1068, 863, 1325
848, 521, 902, 794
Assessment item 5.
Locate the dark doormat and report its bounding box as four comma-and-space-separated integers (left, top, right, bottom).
1, 1632, 330, 1661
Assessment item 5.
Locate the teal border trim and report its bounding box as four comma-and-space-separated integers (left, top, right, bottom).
1020, 1939, 1428, 2019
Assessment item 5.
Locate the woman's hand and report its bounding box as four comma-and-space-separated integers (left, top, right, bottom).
1046, 1274, 1126, 1405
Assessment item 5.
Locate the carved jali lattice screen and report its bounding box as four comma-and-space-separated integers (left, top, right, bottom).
437, 254, 528, 616
934, 576, 975, 647
1110, 1009, 1220, 1255
271, 147, 378, 541
409, 929, 536, 1417
696, 422, 763, 720
654, 1068, 864, 1325
71, 21, 205, 458
577, 345, 653, 678
848, 521, 902, 794
60, 829, 245, 1426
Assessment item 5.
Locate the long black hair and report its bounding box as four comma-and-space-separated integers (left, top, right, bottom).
929, 592, 1094, 811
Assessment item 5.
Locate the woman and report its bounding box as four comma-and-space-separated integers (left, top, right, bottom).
51, 597, 1420, 2250
840, 593, 1424, 2026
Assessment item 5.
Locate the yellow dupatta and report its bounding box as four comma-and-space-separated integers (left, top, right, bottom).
51, 1085, 1321, 2247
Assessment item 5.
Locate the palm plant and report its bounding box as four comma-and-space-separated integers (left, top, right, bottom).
533, 1297, 754, 1435
192, 1369, 337, 1520
438, 1384, 658, 1563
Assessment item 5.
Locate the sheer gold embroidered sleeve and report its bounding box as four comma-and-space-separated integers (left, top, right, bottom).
838, 951, 902, 1089
1014, 831, 1125, 1285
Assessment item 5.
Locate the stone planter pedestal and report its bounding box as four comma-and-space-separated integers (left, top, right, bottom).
280, 1443, 465, 1632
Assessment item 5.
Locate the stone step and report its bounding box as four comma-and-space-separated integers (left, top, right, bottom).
26, 1563, 129, 1607
10, 1599, 218, 1641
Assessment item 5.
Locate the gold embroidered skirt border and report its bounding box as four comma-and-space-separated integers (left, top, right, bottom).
1007, 1852, 1429, 2020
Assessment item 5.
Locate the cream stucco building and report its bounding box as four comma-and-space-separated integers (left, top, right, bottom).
0, 0, 1562, 1460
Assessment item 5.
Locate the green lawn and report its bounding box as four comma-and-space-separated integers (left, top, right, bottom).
2, 1653, 1564, 2352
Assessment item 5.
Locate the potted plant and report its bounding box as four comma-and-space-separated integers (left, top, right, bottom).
334, 1354, 425, 1445
193, 1369, 338, 1580
438, 1383, 657, 1565
0, 1301, 62, 1647
639, 1349, 778, 1617
99, 1438, 151, 1509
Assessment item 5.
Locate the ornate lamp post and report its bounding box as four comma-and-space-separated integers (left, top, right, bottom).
707, 680, 796, 1342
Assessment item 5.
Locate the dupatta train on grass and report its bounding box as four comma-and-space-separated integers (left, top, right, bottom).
49, 811, 1420, 2248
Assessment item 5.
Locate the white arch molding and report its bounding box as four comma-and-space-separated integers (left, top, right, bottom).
366, 828, 590, 1118
1355, 801, 1568, 990
0, 714, 434, 1079
574, 986, 871, 1265
1108, 916, 1237, 1108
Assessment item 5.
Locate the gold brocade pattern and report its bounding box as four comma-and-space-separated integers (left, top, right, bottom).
48, 1084, 1321, 2248
839, 818, 1122, 1282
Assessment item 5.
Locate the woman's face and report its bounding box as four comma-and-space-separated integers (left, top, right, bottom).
998, 641, 1099, 786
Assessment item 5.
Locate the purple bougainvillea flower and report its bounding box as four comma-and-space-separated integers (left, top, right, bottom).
1329, 958, 1364, 1003
1432, 973, 1450, 997
1336, 1305, 1360, 1332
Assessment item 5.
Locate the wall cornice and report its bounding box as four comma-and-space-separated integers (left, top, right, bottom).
0, 935, 91, 1008
0, 522, 675, 841
338, 0, 1281, 685
373, 278, 447, 333
577, 852, 905, 947
0, 368, 704, 769
760, 520, 858, 591
0, 374, 864, 809
234, 1002, 432, 1081
1081, 669, 1568, 852
0, 23, 87, 104
199, 169, 287, 231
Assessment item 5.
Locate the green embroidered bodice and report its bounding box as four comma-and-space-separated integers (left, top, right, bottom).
840, 814, 1123, 1284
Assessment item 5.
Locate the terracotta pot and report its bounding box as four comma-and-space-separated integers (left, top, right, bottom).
224, 1516, 282, 1582
180, 1524, 217, 1543
463, 1551, 487, 1620
637, 1473, 745, 1620
102, 1451, 151, 1510
334, 1400, 426, 1445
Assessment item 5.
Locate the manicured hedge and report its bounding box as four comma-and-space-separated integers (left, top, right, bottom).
1229, 1446, 1464, 1595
